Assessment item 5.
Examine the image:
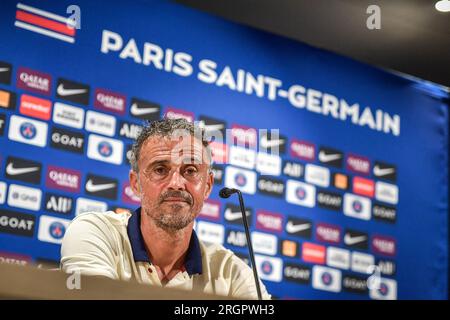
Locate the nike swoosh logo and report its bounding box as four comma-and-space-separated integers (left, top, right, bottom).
0, 67, 10, 72
130, 103, 159, 116
57, 84, 87, 96
6, 163, 39, 176
286, 221, 311, 234
85, 179, 116, 193
344, 234, 367, 246
224, 209, 249, 221
373, 165, 395, 177
318, 151, 342, 163
260, 135, 285, 148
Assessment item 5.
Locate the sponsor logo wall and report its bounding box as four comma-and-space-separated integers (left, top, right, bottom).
0, 0, 447, 300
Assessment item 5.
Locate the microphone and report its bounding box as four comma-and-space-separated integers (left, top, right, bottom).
218, 187, 237, 198
219, 187, 263, 300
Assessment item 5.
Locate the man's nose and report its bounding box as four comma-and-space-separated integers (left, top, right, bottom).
167, 169, 187, 190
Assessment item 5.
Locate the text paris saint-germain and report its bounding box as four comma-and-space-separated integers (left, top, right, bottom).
100, 30, 400, 137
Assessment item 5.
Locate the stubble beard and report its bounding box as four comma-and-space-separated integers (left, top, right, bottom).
144, 203, 196, 233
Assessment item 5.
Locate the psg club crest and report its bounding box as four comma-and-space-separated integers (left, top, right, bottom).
20, 122, 36, 139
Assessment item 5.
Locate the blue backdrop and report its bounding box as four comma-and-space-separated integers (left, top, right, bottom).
0, 0, 448, 299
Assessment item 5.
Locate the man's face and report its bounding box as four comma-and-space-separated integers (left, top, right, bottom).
130, 134, 213, 232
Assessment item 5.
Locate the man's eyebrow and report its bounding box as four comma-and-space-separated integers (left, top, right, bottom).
146, 160, 170, 167
144, 156, 206, 168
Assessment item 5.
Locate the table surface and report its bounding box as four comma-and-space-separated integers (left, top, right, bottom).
0, 263, 232, 300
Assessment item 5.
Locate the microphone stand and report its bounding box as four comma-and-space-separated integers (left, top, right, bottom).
235, 190, 263, 300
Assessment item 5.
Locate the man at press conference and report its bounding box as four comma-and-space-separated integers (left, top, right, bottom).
60, 118, 271, 300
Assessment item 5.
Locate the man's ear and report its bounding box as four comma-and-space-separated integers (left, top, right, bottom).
129, 170, 141, 197
203, 171, 214, 200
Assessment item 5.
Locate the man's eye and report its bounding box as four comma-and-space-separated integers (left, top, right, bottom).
184, 167, 198, 176
154, 167, 168, 175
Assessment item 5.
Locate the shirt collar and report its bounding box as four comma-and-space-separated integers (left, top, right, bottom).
127, 207, 203, 276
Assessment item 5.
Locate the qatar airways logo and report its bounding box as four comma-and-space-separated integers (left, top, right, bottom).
164, 107, 194, 123
46, 166, 81, 193
94, 89, 126, 115
316, 223, 341, 244
17, 67, 51, 95
209, 141, 228, 164
256, 211, 283, 233
290, 140, 315, 161
199, 200, 221, 221
347, 154, 371, 175
372, 235, 396, 256
0, 251, 31, 266
230, 124, 257, 148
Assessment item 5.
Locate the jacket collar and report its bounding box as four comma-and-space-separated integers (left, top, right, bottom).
127, 207, 203, 275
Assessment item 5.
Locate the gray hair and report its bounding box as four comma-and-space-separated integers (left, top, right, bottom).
129, 118, 213, 172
